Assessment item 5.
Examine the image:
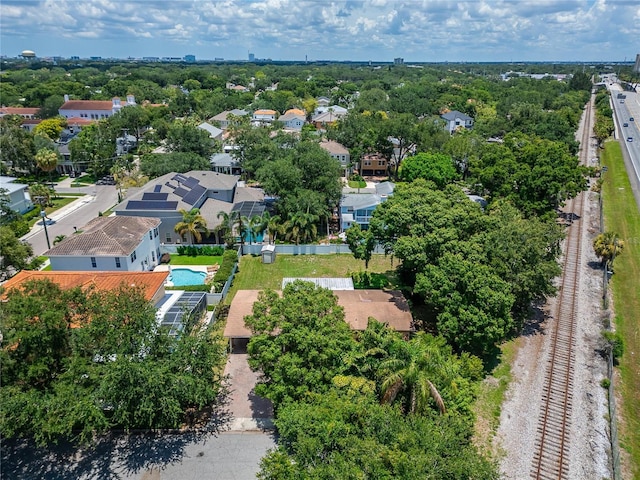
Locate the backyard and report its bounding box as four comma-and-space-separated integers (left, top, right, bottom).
226, 253, 397, 301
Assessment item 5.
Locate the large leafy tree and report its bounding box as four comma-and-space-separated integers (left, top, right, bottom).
0, 116, 37, 175
69, 122, 116, 178
0, 226, 34, 274
139, 152, 210, 178
245, 281, 356, 408
399, 152, 460, 188
0, 280, 224, 446
166, 120, 217, 158
345, 223, 376, 269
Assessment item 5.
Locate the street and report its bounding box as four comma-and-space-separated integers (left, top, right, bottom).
22, 184, 119, 257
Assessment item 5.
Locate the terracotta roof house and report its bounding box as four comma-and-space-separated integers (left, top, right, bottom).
1, 270, 169, 304
45, 216, 161, 272
0, 176, 33, 214
210, 109, 250, 129
441, 110, 474, 134
224, 288, 413, 351
58, 94, 136, 121
112, 171, 264, 244
0, 107, 40, 119
1, 270, 207, 336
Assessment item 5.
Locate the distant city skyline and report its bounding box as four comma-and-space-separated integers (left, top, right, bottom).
1, 0, 639, 63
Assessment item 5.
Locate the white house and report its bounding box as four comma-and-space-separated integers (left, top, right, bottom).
441, 110, 474, 134
0, 176, 33, 214
252, 109, 277, 123
0, 107, 40, 119
319, 140, 350, 175
58, 94, 136, 121
45, 216, 162, 272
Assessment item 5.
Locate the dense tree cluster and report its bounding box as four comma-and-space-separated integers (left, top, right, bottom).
0, 280, 225, 445
246, 281, 498, 478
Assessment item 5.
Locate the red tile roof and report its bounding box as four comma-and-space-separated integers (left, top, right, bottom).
60, 100, 113, 111
1, 271, 169, 302
0, 107, 40, 116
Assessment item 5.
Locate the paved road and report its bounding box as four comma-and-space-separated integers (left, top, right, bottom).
2, 430, 277, 480
22, 184, 119, 256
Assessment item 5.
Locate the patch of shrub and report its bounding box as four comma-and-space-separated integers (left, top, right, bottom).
350, 270, 388, 289
213, 249, 239, 291
166, 284, 211, 292
600, 378, 611, 389
602, 330, 624, 361
176, 245, 225, 256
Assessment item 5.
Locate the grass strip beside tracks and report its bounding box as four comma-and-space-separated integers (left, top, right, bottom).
601, 140, 640, 479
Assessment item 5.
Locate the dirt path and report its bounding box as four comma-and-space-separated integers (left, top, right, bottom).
496, 97, 612, 479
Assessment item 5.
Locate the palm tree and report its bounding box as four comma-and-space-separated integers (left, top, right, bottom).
35, 148, 59, 192
593, 231, 625, 271
266, 213, 282, 244
284, 212, 318, 245
234, 214, 251, 252
378, 332, 453, 415
30, 183, 53, 208
174, 208, 207, 244
216, 210, 236, 247
249, 213, 269, 244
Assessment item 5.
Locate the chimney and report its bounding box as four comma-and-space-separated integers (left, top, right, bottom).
64, 94, 69, 102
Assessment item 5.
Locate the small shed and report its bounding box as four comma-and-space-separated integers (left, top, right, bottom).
261, 244, 276, 264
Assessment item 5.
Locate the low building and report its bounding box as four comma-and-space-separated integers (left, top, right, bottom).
45, 216, 161, 272
252, 109, 277, 124
58, 94, 136, 121
441, 110, 474, 134
224, 288, 413, 352
0, 176, 33, 213
278, 109, 305, 130
359, 153, 388, 176
0, 107, 40, 119
209, 109, 250, 129
210, 153, 241, 175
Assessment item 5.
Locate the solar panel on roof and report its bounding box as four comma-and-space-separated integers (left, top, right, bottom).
153, 185, 162, 193
126, 200, 178, 210
172, 174, 189, 184
183, 184, 206, 205
142, 192, 169, 200
165, 182, 176, 189
183, 176, 199, 188
174, 187, 189, 197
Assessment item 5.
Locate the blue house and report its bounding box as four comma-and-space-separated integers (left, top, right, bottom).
340, 182, 394, 231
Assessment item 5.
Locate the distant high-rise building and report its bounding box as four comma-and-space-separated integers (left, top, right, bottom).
634, 54, 640, 73
394, 57, 404, 65
248, 52, 255, 62
184, 54, 196, 63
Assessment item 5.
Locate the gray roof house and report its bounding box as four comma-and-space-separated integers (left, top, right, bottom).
197, 122, 223, 140
441, 110, 474, 134
45, 216, 161, 272
210, 109, 250, 129
339, 182, 394, 231
113, 171, 264, 244
0, 176, 33, 214
210, 153, 241, 175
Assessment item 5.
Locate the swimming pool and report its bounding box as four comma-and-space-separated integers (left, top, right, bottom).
169, 268, 207, 286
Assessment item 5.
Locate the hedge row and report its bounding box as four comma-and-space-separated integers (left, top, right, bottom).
212, 249, 239, 291
176, 245, 225, 256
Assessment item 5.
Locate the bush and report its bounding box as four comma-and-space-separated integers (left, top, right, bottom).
176, 245, 225, 256
212, 249, 239, 291
350, 270, 389, 289
166, 284, 211, 292
600, 378, 611, 389
602, 330, 624, 361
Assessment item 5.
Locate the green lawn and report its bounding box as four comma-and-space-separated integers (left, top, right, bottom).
227, 253, 397, 300
601, 140, 640, 479
169, 255, 223, 266
27, 196, 81, 227
348, 180, 367, 188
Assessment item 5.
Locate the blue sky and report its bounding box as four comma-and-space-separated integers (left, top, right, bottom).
1, 0, 638, 62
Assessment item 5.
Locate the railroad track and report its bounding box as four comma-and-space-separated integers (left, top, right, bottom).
530, 98, 593, 480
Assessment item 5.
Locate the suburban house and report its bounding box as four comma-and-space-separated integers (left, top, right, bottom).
359, 153, 388, 176
112, 171, 264, 244
1, 270, 206, 337
340, 181, 394, 231
45, 216, 162, 272
316, 96, 330, 108
252, 109, 277, 124
210, 153, 242, 175
0, 176, 33, 213
197, 122, 223, 141
319, 139, 350, 176
210, 109, 250, 129
0, 107, 40, 119
58, 94, 136, 121
224, 288, 413, 352
278, 109, 306, 130
441, 110, 474, 134
311, 106, 347, 129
